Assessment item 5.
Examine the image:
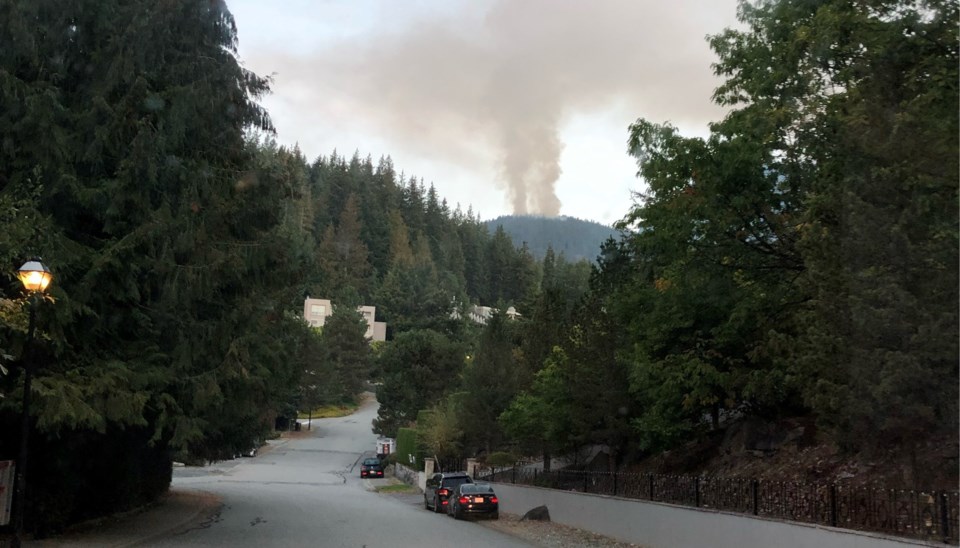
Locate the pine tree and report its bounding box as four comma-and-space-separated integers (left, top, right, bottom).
317, 305, 372, 401
0, 0, 307, 531
333, 194, 373, 296
457, 311, 520, 454
372, 329, 466, 436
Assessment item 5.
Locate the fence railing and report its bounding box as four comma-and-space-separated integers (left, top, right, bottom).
475, 467, 959, 544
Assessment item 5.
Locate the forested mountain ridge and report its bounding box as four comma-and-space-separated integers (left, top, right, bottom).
484, 215, 618, 262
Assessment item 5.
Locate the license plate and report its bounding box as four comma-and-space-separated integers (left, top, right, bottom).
473, 497, 484, 503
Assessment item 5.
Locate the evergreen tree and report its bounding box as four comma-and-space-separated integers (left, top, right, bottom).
457, 311, 520, 454
621, 0, 958, 455
751, 0, 960, 450
317, 304, 372, 401
500, 348, 572, 471
372, 329, 466, 436
484, 226, 516, 304
457, 215, 488, 302
298, 326, 332, 421
333, 194, 373, 297
0, 0, 307, 531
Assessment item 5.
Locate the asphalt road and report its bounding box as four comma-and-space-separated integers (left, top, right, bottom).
157, 398, 534, 548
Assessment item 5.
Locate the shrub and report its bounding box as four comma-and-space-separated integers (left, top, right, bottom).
396, 427, 423, 470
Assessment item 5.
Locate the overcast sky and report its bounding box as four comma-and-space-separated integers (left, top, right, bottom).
227, 0, 742, 226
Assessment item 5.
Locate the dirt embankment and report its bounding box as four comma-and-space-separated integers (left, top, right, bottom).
627, 417, 958, 490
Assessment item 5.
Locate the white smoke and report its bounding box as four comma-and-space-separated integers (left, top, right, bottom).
236, 0, 740, 217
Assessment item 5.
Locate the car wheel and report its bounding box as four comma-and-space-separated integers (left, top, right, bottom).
490, 512, 499, 520
453, 508, 463, 521
433, 496, 443, 513
424, 496, 431, 510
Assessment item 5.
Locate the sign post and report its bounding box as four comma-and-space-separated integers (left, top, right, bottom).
0, 460, 15, 526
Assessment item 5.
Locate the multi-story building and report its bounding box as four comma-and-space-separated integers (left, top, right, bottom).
303, 297, 386, 342
453, 304, 521, 325
304, 298, 333, 328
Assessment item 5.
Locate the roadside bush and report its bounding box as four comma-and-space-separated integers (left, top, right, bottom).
485, 451, 517, 467
395, 427, 423, 471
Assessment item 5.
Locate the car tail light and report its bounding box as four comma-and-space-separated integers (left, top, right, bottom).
490, 497, 499, 504
438, 488, 449, 496
441, 499, 449, 505
458, 496, 469, 504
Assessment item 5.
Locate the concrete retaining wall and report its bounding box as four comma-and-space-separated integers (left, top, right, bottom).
492, 483, 941, 548
393, 462, 422, 491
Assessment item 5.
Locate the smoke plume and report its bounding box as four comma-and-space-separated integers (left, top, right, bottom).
242, 0, 739, 216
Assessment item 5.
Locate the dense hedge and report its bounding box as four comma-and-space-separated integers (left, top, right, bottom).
0, 414, 171, 537
395, 427, 422, 471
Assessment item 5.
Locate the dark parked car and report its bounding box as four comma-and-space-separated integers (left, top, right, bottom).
447, 483, 499, 520
424, 471, 473, 513
360, 457, 384, 478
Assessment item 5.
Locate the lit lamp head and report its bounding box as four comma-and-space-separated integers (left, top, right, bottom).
17, 259, 53, 293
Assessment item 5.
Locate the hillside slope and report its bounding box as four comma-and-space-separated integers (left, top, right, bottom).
485, 215, 618, 262
627, 417, 958, 491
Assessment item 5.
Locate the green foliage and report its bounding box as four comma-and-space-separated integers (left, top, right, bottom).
315, 194, 373, 299
372, 329, 466, 436
484, 451, 516, 467
784, 0, 960, 449
616, 0, 958, 455
483, 226, 537, 306
316, 305, 373, 402
298, 327, 333, 415
418, 396, 463, 463
457, 311, 521, 454
395, 426, 423, 471
502, 293, 635, 467
500, 352, 570, 458
0, 0, 310, 532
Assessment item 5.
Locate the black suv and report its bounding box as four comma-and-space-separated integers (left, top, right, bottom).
360, 457, 384, 478
424, 471, 473, 513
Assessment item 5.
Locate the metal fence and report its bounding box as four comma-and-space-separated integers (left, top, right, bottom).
476, 467, 959, 544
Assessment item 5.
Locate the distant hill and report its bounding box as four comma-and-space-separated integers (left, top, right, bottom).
484, 215, 619, 263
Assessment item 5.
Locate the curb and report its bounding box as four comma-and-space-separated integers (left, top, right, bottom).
123, 489, 221, 548
23, 489, 221, 547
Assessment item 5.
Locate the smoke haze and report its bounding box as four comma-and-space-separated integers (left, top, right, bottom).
238, 0, 740, 217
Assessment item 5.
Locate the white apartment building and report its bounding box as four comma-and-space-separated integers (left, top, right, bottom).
452, 304, 521, 325
303, 297, 386, 342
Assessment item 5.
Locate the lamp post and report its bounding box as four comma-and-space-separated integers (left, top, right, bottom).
12, 259, 52, 548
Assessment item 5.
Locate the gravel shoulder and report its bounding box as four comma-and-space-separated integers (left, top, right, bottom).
374, 475, 646, 548
476, 512, 647, 548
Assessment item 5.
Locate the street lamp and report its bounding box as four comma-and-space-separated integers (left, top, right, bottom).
12, 258, 52, 548
16, 260, 52, 293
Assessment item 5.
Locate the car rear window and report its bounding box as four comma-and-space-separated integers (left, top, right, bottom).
461, 484, 494, 494
444, 477, 471, 489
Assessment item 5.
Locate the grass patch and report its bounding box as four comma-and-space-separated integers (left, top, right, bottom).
297, 402, 359, 419
375, 483, 415, 494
